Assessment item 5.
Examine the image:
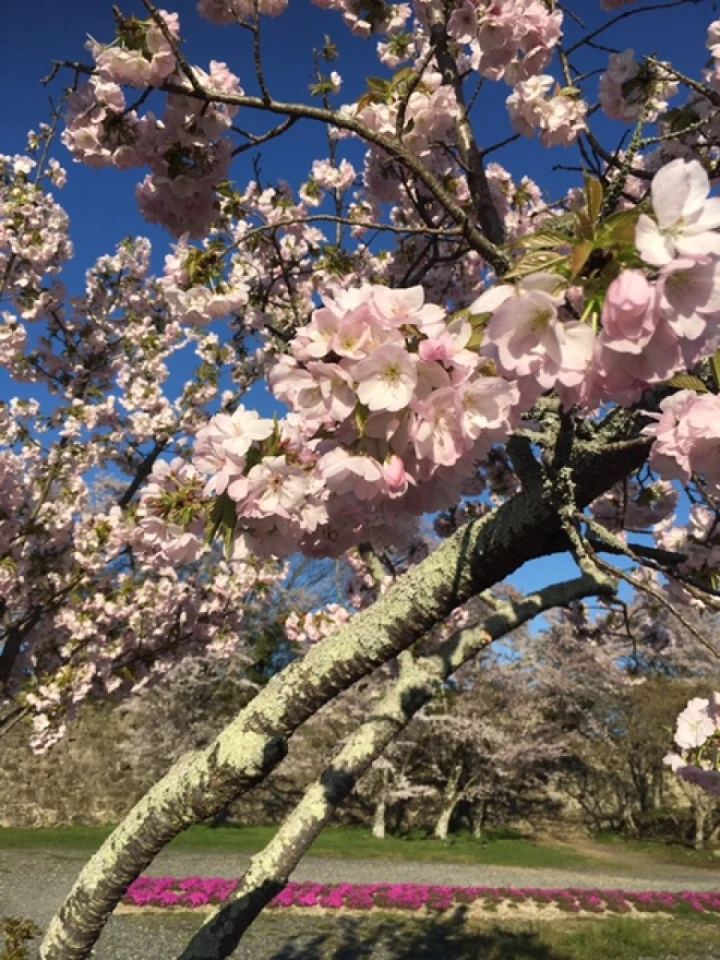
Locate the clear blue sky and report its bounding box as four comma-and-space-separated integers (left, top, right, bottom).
1, 0, 712, 595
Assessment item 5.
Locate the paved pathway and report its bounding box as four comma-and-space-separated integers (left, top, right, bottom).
1, 847, 719, 958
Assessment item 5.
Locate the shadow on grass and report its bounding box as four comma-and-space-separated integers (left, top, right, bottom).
266, 913, 570, 960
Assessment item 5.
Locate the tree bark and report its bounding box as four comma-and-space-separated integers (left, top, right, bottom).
694, 804, 707, 851
622, 802, 639, 838
433, 762, 464, 841
371, 797, 387, 840
472, 799, 488, 840
174, 575, 607, 960
433, 797, 459, 842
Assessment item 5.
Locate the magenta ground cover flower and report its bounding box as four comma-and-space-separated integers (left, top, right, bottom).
123, 879, 720, 915
124, 876, 238, 908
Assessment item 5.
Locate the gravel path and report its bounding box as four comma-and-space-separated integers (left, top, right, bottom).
1, 847, 719, 959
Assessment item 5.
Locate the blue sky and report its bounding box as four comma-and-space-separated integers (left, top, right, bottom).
2, 0, 715, 280
1, 0, 713, 597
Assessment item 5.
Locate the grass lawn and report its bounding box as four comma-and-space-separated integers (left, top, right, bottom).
0, 824, 600, 870
593, 831, 720, 870
463, 916, 720, 960
73, 910, 720, 960
536, 915, 720, 960
226, 912, 720, 960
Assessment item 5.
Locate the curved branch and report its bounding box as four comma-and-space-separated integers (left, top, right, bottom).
40, 406, 651, 960
52, 59, 510, 274
565, 0, 700, 57
177, 574, 611, 960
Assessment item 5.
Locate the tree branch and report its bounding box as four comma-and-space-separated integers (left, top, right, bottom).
176, 574, 611, 959
40, 406, 652, 960
426, 8, 505, 248
52, 59, 510, 273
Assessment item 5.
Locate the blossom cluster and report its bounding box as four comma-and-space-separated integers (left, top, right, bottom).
0, 147, 286, 749
87, 10, 179, 88
168, 155, 720, 566
192, 284, 521, 558
474, 159, 720, 412
643, 391, 720, 495
443, 0, 563, 85
284, 604, 351, 644
62, 10, 244, 237
122, 878, 720, 915
58, 0, 576, 236
507, 76, 588, 147
665, 694, 720, 796
599, 50, 678, 123
650, 504, 720, 609
590, 480, 678, 537
197, 0, 288, 25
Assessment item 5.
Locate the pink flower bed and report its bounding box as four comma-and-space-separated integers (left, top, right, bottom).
123, 879, 720, 915
124, 876, 239, 909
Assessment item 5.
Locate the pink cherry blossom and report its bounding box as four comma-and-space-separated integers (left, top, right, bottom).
411, 388, 466, 467
371, 286, 446, 337
600, 270, 657, 354
656, 257, 720, 341
483, 288, 595, 395
354, 345, 418, 412
675, 697, 716, 750
319, 448, 386, 500
643, 391, 720, 492
636, 159, 720, 265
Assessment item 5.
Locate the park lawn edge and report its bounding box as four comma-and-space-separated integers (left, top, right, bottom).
113, 902, 692, 922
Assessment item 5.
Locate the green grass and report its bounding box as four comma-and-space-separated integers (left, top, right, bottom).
528, 916, 720, 960
0, 824, 600, 870
239, 913, 720, 960
593, 831, 720, 869
486, 916, 720, 960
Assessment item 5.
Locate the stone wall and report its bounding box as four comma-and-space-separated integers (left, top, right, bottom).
2, 706, 340, 828
2, 708, 149, 827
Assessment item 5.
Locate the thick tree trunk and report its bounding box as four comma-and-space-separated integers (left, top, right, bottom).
434, 798, 459, 841
707, 819, 720, 849
694, 805, 706, 851
472, 799, 488, 840
372, 797, 387, 840
651, 769, 664, 811
622, 804, 639, 838
433, 763, 463, 841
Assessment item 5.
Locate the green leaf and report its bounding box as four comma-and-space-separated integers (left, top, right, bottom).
503, 250, 568, 280
666, 373, 708, 393
596, 208, 640, 247
570, 240, 594, 279
207, 493, 237, 550
515, 228, 575, 252
575, 209, 595, 242
355, 402, 371, 437
392, 66, 417, 87
466, 312, 492, 351
584, 175, 604, 225
711, 350, 720, 391
322, 34, 339, 62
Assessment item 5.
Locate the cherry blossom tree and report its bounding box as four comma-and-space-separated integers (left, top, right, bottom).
2, 0, 720, 957
421, 649, 566, 842
526, 594, 720, 843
